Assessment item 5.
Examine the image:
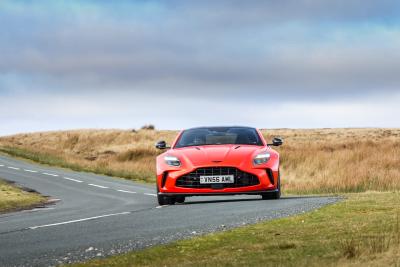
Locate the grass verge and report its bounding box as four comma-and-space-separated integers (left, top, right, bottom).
70, 192, 400, 267
0, 179, 47, 213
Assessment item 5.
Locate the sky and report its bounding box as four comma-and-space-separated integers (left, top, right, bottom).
1, 0, 400, 135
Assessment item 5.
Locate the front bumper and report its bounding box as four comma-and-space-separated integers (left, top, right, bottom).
157, 165, 279, 195
158, 189, 279, 197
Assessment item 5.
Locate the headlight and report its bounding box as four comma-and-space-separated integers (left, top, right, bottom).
164, 155, 181, 167
253, 152, 271, 165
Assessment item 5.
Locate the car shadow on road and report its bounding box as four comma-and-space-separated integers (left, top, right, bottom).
181, 195, 336, 205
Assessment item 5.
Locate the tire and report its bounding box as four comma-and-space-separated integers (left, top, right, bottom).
157, 194, 176, 205
157, 185, 176, 205
261, 172, 281, 200
175, 196, 185, 204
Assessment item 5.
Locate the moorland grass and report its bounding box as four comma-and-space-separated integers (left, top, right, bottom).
1, 128, 399, 194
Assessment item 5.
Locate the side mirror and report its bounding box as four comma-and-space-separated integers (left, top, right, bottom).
155, 140, 169, 150
268, 137, 283, 146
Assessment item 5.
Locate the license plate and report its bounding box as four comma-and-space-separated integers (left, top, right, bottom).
199, 175, 234, 184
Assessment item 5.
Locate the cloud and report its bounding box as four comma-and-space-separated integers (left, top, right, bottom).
1, 89, 399, 135
1, 0, 400, 134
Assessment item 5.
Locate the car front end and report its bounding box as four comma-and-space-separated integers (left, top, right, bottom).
157, 146, 280, 197
155, 127, 283, 205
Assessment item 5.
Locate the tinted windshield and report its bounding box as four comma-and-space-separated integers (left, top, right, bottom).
175, 127, 263, 148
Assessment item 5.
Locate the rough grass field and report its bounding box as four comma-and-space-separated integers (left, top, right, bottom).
0, 179, 46, 213
69, 192, 400, 267
0, 128, 399, 194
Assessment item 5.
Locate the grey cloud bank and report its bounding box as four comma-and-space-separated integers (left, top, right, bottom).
1, 90, 399, 136
1, 0, 400, 135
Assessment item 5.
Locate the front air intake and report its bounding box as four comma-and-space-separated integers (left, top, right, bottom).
266, 168, 274, 185
161, 171, 168, 188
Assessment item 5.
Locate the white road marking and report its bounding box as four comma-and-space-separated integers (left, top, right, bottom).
42, 173, 59, 177
0, 164, 4, 167
7, 166, 20, 170
88, 183, 108, 189
63, 177, 83, 183
156, 205, 168, 208
117, 189, 137, 194
24, 169, 38, 173
144, 193, 157, 197
29, 212, 131, 230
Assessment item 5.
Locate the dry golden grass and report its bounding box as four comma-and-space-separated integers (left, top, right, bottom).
262, 128, 400, 193
1, 128, 399, 194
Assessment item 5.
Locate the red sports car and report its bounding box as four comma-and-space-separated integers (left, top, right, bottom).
155, 126, 283, 205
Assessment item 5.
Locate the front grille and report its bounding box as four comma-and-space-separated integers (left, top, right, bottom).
176, 167, 260, 189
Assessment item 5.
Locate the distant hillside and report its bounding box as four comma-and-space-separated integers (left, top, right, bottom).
1, 128, 399, 194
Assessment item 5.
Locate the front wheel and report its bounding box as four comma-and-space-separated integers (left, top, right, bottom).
175, 196, 185, 204
157, 194, 176, 205
261, 172, 281, 200
157, 185, 176, 205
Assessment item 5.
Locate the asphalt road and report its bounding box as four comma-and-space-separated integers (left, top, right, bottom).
0, 155, 339, 267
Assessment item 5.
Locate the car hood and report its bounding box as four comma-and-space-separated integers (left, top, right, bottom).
174, 145, 263, 166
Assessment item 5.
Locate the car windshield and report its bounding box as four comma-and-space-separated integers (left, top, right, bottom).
174, 127, 263, 148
